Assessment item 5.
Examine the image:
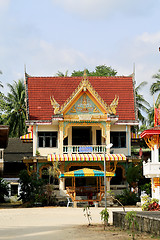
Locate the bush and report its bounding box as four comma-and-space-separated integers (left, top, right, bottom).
19, 170, 46, 205
116, 189, 139, 206
139, 182, 151, 196
142, 195, 160, 211
0, 178, 9, 202
19, 170, 57, 206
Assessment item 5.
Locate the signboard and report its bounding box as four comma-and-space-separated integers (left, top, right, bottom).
79, 147, 93, 153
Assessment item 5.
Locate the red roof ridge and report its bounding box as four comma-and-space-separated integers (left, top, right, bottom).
26, 74, 132, 79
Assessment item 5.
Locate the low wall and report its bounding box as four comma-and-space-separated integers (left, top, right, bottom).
113, 211, 160, 236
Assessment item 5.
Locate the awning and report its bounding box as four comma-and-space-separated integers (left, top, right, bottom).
131, 132, 140, 139
20, 132, 33, 142
59, 168, 115, 178
48, 153, 126, 162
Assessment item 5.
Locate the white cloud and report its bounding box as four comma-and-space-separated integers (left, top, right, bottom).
137, 32, 160, 44
0, 0, 10, 10
52, 0, 155, 19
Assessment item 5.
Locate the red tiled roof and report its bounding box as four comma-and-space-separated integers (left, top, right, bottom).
26, 76, 136, 121
140, 125, 160, 138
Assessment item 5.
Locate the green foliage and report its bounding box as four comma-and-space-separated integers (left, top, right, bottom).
71, 65, 117, 77
100, 208, 109, 229
107, 190, 126, 212
83, 205, 92, 226
0, 178, 9, 202
135, 81, 150, 125
2, 79, 27, 137
116, 189, 139, 206
140, 182, 151, 196
126, 165, 142, 188
56, 70, 68, 77
125, 211, 138, 240
141, 195, 160, 211
19, 170, 45, 205
150, 69, 160, 95
36, 150, 40, 156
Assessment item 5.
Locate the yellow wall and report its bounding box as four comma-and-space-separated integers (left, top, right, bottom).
33, 123, 131, 156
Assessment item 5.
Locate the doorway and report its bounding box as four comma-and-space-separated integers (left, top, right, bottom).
72, 127, 92, 145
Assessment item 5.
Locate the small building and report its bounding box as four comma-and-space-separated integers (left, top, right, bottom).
3, 138, 33, 197
0, 125, 9, 176
23, 71, 138, 202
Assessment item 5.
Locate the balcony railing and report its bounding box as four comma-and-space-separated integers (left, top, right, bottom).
143, 161, 160, 177
63, 145, 106, 154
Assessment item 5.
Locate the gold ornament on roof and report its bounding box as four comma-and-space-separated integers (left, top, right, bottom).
107, 95, 119, 115
50, 96, 60, 114
56, 70, 119, 116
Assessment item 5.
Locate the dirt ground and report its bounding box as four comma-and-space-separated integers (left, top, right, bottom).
72, 224, 160, 240
0, 207, 159, 240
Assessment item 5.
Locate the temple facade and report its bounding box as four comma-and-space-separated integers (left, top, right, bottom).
23, 71, 138, 200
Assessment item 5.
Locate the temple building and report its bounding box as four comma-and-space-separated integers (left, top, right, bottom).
23, 71, 138, 203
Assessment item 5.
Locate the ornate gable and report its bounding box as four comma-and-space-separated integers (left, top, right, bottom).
50, 71, 119, 117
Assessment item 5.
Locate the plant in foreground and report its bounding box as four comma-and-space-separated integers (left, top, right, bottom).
142, 195, 160, 211
83, 205, 92, 226
125, 211, 138, 240
100, 208, 109, 230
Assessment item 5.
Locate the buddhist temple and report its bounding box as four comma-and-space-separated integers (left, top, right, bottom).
23, 70, 138, 205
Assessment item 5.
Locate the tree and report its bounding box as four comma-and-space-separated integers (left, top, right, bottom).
150, 69, 160, 95
71, 65, 117, 77
135, 81, 150, 125
126, 165, 142, 189
147, 94, 160, 127
19, 170, 45, 204
0, 70, 3, 88
0, 178, 9, 202
3, 79, 27, 137
56, 70, 68, 77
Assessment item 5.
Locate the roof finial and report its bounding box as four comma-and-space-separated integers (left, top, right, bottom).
24, 64, 26, 74
83, 69, 87, 79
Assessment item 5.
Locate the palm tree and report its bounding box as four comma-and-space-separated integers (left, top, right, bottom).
147, 94, 160, 127
4, 79, 27, 137
56, 70, 68, 77
135, 81, 150, 125
0, 71, 3, 88
150, 69, 160, 95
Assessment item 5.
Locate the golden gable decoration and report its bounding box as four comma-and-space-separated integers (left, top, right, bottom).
50, 96, 60, 114
50, 70, 119, 116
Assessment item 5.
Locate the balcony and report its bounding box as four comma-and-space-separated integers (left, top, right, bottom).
143, 161, 160, 177
63, 145, 107, 154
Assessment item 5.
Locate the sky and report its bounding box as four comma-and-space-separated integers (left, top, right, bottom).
0, 0, 160, 105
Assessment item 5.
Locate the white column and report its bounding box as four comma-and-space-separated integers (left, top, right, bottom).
59, 122, 64, 155
152, 145, 159, 163
106, 178, 110, 191
59, 178, 65, 190
151, 178, 154, 199
106, 123, 111, 153
33, 125, 38, 156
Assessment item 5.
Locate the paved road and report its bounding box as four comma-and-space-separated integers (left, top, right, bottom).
0, 207, 141, 240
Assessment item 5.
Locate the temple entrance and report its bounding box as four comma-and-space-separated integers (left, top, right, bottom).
72, 127, 92, 145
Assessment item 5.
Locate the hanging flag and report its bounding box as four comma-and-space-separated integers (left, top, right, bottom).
154, 107, 160, 126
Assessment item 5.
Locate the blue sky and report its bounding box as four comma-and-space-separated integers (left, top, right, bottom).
0, 0, 160, 104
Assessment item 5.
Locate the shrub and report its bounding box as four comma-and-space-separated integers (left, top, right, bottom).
142, 195, 160, 211
116, 189, 139, 205
125, 211, 139, 240
19, 170, 46, 205
0, 178, 9, 202
100, 208, 109, 229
